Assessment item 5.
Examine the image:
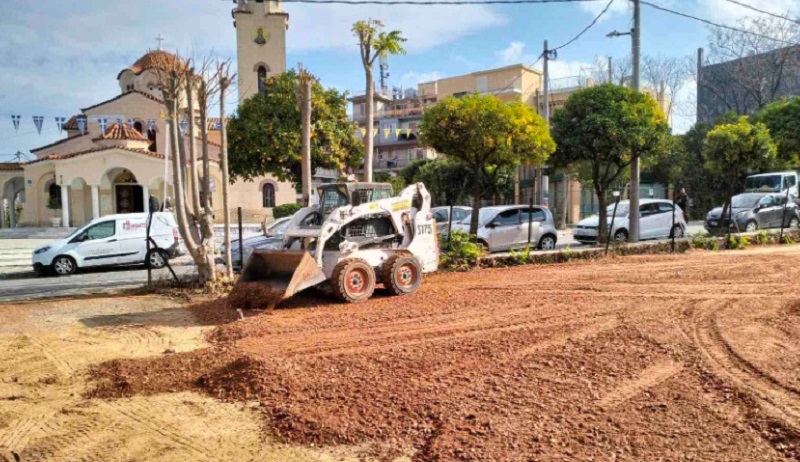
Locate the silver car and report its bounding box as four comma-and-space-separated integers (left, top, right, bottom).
451, 205, 558, 252
432, 206, 472, 234
223, 216, 292, 268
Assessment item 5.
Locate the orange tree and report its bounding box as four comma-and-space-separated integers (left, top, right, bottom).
419, 94, 554, 235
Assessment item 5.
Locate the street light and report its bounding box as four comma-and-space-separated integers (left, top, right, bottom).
606, 30, 631, 38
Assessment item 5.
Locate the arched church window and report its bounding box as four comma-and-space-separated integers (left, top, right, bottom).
48, 183, 62, 209
257, 66, 267, 94
133, 121, 143, 134
262, 183, 275, 208
147, 128, 157, 153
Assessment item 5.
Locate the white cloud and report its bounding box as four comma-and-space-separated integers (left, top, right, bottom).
578, 0, 632, 20
698, 0, 800, 24
496, 42, 536, 66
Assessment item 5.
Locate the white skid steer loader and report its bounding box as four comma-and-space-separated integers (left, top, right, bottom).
237, 182, 439, 303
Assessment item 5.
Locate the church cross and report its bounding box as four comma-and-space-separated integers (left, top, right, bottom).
156, 34, 164, 50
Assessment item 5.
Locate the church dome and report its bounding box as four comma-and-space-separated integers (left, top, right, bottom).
117, 50, 186, 79
96, 122, 148, 141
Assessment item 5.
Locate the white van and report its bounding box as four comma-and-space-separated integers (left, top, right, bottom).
744, 171, 798, 198
32, 213, 181, 276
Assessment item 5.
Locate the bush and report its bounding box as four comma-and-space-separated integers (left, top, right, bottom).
439, 229, 482, 271
273, 203, 301, 219
509, 245, 532, 265
691, 233, 719, 251
726, 234, 749, 250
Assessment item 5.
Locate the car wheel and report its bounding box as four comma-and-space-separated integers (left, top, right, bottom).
790, 217, 799, 229
745, 221, 758, 233
671, 225, 684, 238
52, 256, 76, 276
613, 229, 628, 242
538, 234, 557, 250
477, 240, 490, 253
146, 249, 168, 269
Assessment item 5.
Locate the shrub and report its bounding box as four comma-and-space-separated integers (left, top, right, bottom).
781, 234, 796, 245
691, 233, 719, 251
273, 203, 301, 219
726, 234, 749, 250
439, 229, 482, 271
509, 245, 532, 265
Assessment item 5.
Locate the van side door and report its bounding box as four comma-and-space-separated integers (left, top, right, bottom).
72, 220, 120, 267
116, 217, 149, 264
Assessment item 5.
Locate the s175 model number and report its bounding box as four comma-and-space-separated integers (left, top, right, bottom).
416, 224, 433, 235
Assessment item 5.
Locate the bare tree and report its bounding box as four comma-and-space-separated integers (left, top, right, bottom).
217, 60, 236, 279
698, 17, 800, 123
591, 55, 632, 86
642, 54, 693, 124
154, 53, 218, 284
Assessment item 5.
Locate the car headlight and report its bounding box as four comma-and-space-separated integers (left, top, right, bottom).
735, 211, 748, 217
34, 246, 51, 255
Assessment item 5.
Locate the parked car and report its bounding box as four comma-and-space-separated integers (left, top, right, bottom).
450, 205, 557, 252
222, 216, 292, 268
573, 199, 686, 244
432, 206, 472, 234
705, 193, 800, 233
32, 213, 180, 276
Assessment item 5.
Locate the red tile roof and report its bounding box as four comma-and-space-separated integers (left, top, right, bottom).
63, 114, 82, 130
30, 133, 90, 153
0, 162, 22, 171
117, 50, 187, 80
94, 122, 148, 141
81, 90, 164, 112
24, 146, 165, 165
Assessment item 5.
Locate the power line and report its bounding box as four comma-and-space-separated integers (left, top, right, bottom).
641, 1, 798, 46
279, 0, 601, 4
552, 0, 615, 51
720, 0, 800, 25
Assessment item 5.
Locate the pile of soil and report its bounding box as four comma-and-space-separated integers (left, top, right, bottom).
89, 248, 800, 461
228, 282, 284, 311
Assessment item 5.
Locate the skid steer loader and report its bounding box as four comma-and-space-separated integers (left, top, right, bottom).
237, 182, 439, 303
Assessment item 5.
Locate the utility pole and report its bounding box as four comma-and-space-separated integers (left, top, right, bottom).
298, 65, 313, 206
629, 0, 641, 243
608, 56, 613, 84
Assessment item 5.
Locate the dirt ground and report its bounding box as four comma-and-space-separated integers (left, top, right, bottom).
2, 246, 800, 461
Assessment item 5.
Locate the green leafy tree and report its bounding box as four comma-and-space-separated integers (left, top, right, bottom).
399, 159, 431, 185
702, 115, 777, 224
419, 94, 554, 234
373, 171, 406, 195
753, 97, 800, 168
550, 84, 670, 240
353, 19, 406, 182
227, 70, 362, 187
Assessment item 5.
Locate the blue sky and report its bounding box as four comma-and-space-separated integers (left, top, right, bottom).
1, 0, 798, 160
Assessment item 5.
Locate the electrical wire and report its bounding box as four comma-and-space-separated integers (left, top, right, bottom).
641, 1, 798, 46
279, 0, 601, 4
720, 0, 800, 25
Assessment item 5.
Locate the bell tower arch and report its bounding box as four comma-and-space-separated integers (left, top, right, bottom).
233, 0, 288, 103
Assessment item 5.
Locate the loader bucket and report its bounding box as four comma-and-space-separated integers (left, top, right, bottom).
237, 250, 327, 300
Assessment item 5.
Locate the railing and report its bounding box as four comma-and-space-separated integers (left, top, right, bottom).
352, 103, 435, 122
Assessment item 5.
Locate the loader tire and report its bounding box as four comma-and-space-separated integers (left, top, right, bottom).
381, 253, 422, 296
331, 258, 376, 303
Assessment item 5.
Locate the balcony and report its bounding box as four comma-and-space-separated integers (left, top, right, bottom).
352, 102, 436, 123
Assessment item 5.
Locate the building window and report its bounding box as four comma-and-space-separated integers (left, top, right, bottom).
257, 66, 267, 94
133, 121, 143, 133
262, 183, 275, 208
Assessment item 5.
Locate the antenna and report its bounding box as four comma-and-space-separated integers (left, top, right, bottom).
379, 54, 390, 92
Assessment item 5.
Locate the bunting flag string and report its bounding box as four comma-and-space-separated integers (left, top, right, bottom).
359, 128, 366, 138
395, 128, 402, 138
55, 117, 67, 133
11, 115, 21, 133
32, 116, 44, 135
127, 118, 136, 128
382, 128, 390, 139
178, 119, 189, 136
77, 117, 87, 135
372, 128, 378, 138
98, 118, 108, 134
147, 119, 157, 131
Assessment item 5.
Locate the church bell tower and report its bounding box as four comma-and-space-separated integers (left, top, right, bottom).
233, 0, 288, 103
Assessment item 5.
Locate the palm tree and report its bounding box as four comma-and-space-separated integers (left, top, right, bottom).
352, 19, 406, 182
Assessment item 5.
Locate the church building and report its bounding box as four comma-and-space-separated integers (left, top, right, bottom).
1, 0, 296, 228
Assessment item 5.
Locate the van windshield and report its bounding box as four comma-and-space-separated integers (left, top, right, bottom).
745, 175, 782, 192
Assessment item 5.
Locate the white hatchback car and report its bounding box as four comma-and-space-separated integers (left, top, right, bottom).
32, 213, 181, 276
450, 205, 558, 252
573, 199, 686, 243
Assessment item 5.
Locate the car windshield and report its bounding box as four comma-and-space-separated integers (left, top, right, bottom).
458, 209, 497, 226
319, 188, 349, 222
745, 175, 782, 192
267, 219, 290, 236
606, 203, 629, 217
732, 195, 761, 208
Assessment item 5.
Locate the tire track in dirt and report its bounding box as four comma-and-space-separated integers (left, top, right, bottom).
597, 360, 683, 409
24, 335, 75, 378
691, 299, 800, 430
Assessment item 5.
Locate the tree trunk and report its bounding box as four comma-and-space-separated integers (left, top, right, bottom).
558, 171, 568, 230
364, 67, 374, 182
469, 169, 482, 237
177, 123, 201, 244
220, 80, 233, 279
595, 182, 608, 243
187, 79, 202, 219
198, 106, 216, 283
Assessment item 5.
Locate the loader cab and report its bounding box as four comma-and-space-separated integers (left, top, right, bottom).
317, 183, 394, 223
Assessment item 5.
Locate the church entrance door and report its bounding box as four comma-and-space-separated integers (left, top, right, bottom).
115, 184, 144, 214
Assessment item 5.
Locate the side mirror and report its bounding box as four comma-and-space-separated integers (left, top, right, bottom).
485, 222, 496, 229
